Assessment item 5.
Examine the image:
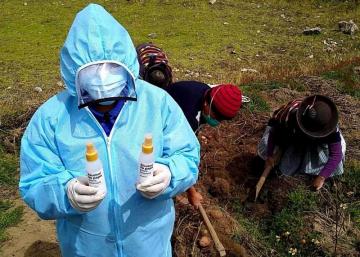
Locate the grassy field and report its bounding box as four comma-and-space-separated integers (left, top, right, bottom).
0, 0, 359, 124
0, 0, 359, 255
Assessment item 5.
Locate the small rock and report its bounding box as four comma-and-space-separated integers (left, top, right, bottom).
209, 0, 216, 4
6, 86, 11, 89
148, 33, 157, 39
338, 20, 358, 35
194, 72, 199, 77
199, 236, 211, 248
325, 46, 335, 52
240, 68, 258, 73
303, 27, 321, 35
230, 50, 237, 54
24, 2, 27, 5
280, 14, 286, 19
34, 86, 43, 93
223, 22, 229, 25
257, 30, 260, 33
308, 54, 314, 59
354, 66, 360, 76
56, 81, 64, 87
323, 38, 337, 46
189, 57, 194, 60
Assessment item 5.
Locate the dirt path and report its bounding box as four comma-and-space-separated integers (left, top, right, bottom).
1, 199, 60, 257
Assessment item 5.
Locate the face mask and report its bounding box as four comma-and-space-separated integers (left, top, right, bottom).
203, 89, 220, 127
85, 80, 127, 101
77, 62, 130, 106
203, 114, 220, 127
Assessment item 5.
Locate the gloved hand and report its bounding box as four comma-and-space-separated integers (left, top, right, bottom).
136, 163, 171, 199
66, 176, 106, 212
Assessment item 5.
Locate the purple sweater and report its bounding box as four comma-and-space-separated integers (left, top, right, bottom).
267, 128, 343, 178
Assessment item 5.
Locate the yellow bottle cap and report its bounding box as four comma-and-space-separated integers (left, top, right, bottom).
86, 142, 98, 162
142, 134, 153, 154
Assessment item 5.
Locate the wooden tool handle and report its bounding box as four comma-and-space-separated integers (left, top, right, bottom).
199, 204, 226, 256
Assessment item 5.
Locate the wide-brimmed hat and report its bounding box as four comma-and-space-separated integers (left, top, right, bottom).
296, 95, 338, 138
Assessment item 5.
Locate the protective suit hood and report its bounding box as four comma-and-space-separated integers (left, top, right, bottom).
60, 4, 139, 96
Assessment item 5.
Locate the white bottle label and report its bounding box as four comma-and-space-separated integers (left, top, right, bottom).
88, 168, 106, 193
139, 162, 154, 183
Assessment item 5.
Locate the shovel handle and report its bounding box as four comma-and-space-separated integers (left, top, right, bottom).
199, 204, 226, 256
255, 164, 273, 201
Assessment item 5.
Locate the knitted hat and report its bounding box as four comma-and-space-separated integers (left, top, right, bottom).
209, 84, 242, 119
296, 95, 338, 138
136, 43, 172, 88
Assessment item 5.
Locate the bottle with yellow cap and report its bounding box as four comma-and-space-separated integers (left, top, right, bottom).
138, 133, 154, 183
86, 142, 107, 194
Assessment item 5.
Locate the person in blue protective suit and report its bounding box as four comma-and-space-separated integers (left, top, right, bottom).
19, 4, 200, 257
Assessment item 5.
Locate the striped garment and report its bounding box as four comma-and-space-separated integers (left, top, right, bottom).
272, 99, 302, 128
136, 43, 172, 86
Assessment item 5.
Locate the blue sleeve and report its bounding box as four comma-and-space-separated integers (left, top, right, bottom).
155, 94, 200, 199
19, 108, 82, 220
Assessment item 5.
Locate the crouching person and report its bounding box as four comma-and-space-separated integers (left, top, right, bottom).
257, 95, 346, 190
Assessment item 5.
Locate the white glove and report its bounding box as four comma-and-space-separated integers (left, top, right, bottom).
136, 163, 171, 199
66, 176, 106, 212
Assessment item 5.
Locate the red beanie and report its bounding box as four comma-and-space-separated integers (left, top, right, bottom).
210, 84, 242, 119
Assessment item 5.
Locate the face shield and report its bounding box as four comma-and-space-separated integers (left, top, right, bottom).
75, 61, 137, 108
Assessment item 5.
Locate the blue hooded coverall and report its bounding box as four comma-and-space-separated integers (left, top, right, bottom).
19, 4, 200, 257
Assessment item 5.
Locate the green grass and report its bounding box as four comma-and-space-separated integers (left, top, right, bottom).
322, 63, 360, 98
341, 161, 360, 196
244, 92, 271, 112
232, 186, 328, 257
0, 141, 22, 248
0, 0, 360, 123
265, 187, 324, 256
340, 161, 360, 229
0, 201, 23, 244
0, 146, 19, 186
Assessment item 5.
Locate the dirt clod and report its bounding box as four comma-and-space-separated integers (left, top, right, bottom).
208, 209, 224, 219
208, 177, 231, 197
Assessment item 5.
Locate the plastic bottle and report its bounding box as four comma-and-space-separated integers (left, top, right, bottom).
86, 142, 107, 194
138, 134, 154, 183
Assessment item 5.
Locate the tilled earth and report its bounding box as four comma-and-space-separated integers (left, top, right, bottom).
173, 76, 360, 257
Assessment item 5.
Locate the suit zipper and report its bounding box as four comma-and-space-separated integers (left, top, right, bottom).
85, 103, 127, 255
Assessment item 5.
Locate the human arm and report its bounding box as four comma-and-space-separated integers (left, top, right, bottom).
19, 108, 84, 219
313, 141, 343, 190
